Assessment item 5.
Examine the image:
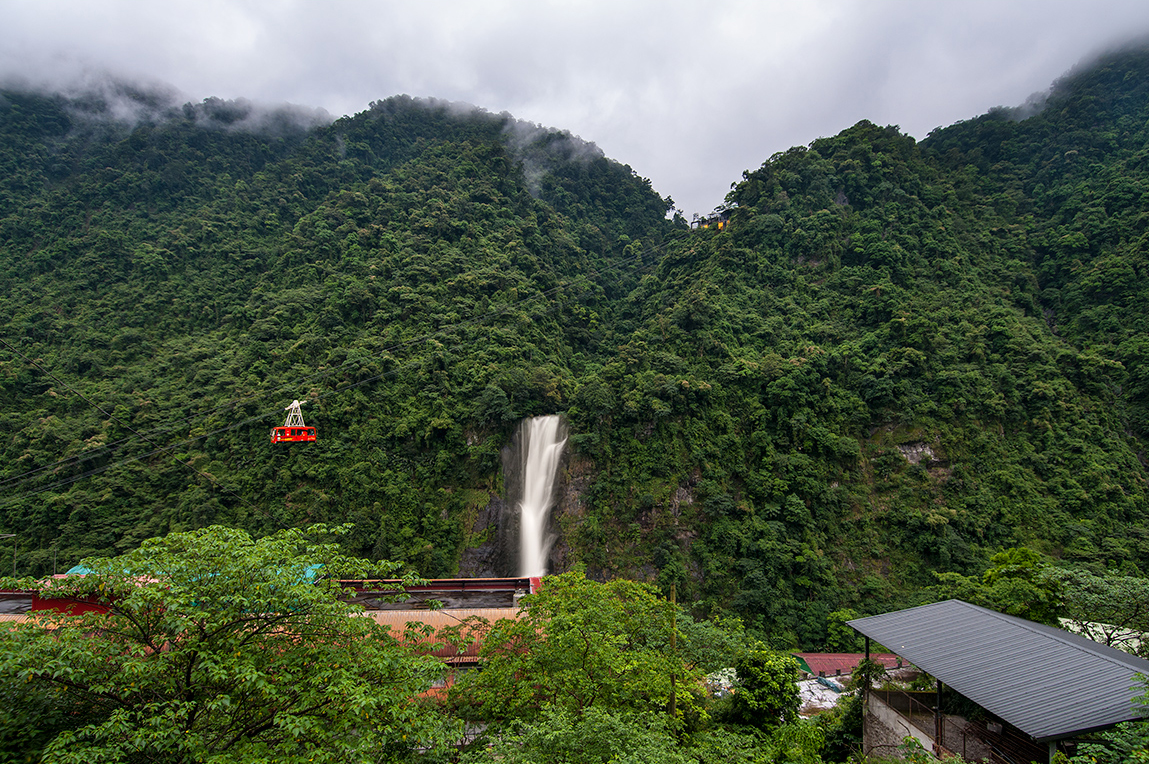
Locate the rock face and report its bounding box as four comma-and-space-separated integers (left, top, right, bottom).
896, 442, 935, 465
548, 452, 593, 576
457, 493, 507, 578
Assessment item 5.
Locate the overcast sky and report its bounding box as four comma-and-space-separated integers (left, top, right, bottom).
4, 1, 1149, 216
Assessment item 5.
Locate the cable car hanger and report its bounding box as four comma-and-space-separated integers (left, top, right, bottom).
270, 399, 317, 443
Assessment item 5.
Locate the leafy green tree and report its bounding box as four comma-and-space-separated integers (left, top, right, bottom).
9, 46, 1149, 660
447, 570, 699, 726
934, 547, 1063, 625
459, 707, 691, 764
1048, 568, 1149, 655
1066, 677, 1149, 764
825, 609, 863, 652
0, 524, 451, 763
458, 706, 827, 764
723, 647, 801, 731
1070, 720, 1149, 764
816, 693, 863, 763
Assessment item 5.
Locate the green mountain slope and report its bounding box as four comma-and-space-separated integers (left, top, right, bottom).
0, 88, 673, 574
568, 116, 1146, 643
558, 48, 1149, 645
3, 48, 1149, 650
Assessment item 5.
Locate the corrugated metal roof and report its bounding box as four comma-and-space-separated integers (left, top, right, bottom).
0, 613, 36, 624
848, 599, 1149, 742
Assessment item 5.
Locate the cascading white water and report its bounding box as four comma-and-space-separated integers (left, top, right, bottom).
517, 415, 567, 577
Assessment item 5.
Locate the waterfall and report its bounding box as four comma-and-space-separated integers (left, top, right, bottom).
517, 415, 567, 577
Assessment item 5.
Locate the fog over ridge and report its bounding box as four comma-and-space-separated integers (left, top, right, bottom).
6, 0, 1149, 214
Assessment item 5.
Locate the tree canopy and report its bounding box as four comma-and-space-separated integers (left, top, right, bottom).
447, 570, 698, 724
0, 524, 450, 763
4, 47, 1149, 652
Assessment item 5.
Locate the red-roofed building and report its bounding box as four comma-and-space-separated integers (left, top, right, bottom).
793, 652, 903, 679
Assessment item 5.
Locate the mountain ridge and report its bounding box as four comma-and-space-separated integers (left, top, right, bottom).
3, 47, 1149, 648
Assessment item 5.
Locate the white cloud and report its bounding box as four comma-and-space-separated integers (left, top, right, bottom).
3, 0, 1149, 214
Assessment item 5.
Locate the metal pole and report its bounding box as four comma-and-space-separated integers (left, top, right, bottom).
669, 584, 677, 720
862, 635, 872, 756
936, 679, 944, 747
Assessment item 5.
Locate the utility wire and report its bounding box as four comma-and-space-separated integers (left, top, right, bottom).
0, 337, 265, 516
1, 225, 693, 491
0, 223, 701, 504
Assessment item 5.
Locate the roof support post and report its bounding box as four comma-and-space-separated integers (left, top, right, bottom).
936, 679, 944, 748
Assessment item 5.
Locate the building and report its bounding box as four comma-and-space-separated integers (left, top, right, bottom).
849, 600, 1149, 763
340, 577, 535, 686
793, 652, 903, 680
1, 577, 537, 686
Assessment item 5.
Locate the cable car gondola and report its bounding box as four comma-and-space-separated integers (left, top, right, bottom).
270, 399, 317, 443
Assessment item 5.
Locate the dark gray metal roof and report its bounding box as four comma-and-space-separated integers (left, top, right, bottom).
848, 600, 1149, 742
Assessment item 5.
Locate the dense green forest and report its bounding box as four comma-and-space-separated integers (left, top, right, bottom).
3, 47, 1149, 649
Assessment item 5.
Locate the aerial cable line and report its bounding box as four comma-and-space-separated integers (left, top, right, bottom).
2, 266, 616, 505
0, 252, 615, 486
0, 222, 703, 501
2, 294, 534, 502
0, 337, 266, 516
0, 223, 697, 499
0, 224, 695, 499
0, 430, 140, 491
0, 406, 278, 505
6, 220, 695, 485
0, 344, 450, 506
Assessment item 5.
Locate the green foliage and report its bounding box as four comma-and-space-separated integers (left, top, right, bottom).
444, 576, 823, 763
815, 693, 863, 762
899, 736, 941, 764
722, 646, 801, 730
0, 524, 451, 763
0, 673, 94, 764
562, 55, 1149, 628
1053, 568, 1149, 653
846, 658, 890, 694
460, 707, 827, 764
6, 47, 1149, 651
0, 89, 672, 580
825, 609, 863, 652
1066, 676, 1149, 764
459, 707, 691, 764
1070, 720, 1149, 764
933, 546, 1062, 624
447, 570, 698, 725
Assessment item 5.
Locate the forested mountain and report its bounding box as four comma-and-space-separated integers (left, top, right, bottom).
3, 47, 1149, 649
0, 86, 674, 574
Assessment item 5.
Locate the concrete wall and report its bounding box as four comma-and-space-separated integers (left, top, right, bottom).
864, 692, 935, 759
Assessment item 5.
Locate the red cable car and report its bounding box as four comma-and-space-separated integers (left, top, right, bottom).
270, 399, 317, 443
